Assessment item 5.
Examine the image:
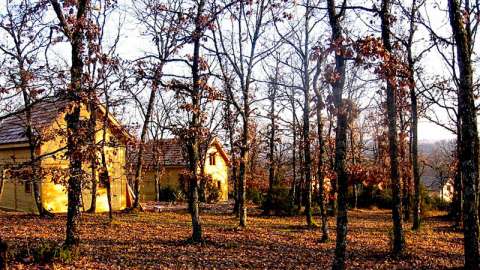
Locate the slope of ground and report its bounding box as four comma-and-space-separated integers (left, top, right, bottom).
0, 203, 463, 269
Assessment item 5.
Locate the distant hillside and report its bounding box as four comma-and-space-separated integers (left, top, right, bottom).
418, 139, 455, 156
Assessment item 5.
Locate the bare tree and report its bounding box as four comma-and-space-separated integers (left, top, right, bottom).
84, 0, 122, 215
447, 0, 480, 266
380, 0, 405, 255
130, 0, 186, 209
0, 0, 52, 217
273, 0, 323, 227
49, 0, 91, 248
326, 0, 350, 266
312, 57, 329, 242
212, 0, 273, 227
402, 0, 423, 230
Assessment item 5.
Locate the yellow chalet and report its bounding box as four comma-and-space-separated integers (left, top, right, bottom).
0, 97, 132, 213
130, 138, 230, 202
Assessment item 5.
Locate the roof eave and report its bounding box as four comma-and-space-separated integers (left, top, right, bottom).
0, 142, 30, 149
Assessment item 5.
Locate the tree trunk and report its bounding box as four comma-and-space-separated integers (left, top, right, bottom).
313, 53, 329, 241
290, 93, 297, 208
265, 68, 278, 215
50, 0, 90, 248
87, 98, 97, 213
186, 0, 206, 241
23, 90, 46, 218
236, 0, 265, 227
100, 170, 112, 220
451, 126, 463, 227
327, 114, 337, 217
326, 0, 349, 268
232, 161, 239, 215
351, 185, 356, 209
399, 112, 411, 222
18, 61, 49, 217
381, 0, 405, 255
302, 3, 314, 227
401, 139, 411, 222
65, 29, 86, 249
227, 110, 239, 215
65, 105, 83, 248
100, 97, 113, 221
238, 118, 248, 227
106, 179, 112, 220
198, 168, 207, 203
408, 4, 421, 228
448, 0, 480, 267
316, 89, 329, 242
154, 166, 161, 202
0, 171, 4, 198
296, 141, 304, 212
0, 238, 7, 270
133, 83, 158, 209
349, 127, 357, 210
411, 95, 421, 229
7, 7, 51, 217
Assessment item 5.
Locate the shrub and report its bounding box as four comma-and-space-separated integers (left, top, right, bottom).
346, 186, 392, 209
422, 188, 450, 212
14, 242, 77, 265
158, 186, 182, 202
261, 186, 296, 216
56, 246, 77, 264
205, 181, 221, 203
246, 186, 264, 205
175, 190, 186, 202
30, 242, 57, 263
374, 188, 393, 209
346, 184, 450, 213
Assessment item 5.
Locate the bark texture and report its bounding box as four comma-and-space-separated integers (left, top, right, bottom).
50, 0, 91, 248
0, 238, 7, 270
133, 75, 159, 209
380, 0, 405, 255
448, 0, 480, 267
407, 0, 421, 228
186, 0, 206, 241
327, 0, 349, 268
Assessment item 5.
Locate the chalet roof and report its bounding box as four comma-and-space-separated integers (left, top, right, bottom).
127, 138, 191, 169
127, 137, 230, 170
143, 138, 186, 168
0, 98, 67, 145
0, 97, 131, 146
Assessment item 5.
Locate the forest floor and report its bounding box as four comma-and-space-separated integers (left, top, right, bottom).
0, 202, 464, 269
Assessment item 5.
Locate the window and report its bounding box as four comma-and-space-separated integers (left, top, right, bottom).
24, 181, 32, 193
109, 136, 119, 147
217, 181, 221, 190
209, 153, 216, 166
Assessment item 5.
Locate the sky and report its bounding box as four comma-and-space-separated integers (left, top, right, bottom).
0, 0, 471, 143
417, 120, 455, 141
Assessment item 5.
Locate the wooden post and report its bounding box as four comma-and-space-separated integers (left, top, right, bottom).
0, 238, 8, 270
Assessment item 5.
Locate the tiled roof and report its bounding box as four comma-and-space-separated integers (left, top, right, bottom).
0, 97, 132, 146
127, 137, 230, 170
0, 98, 67, 145
152, 138, 187, 167
127, 138, 188, 169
